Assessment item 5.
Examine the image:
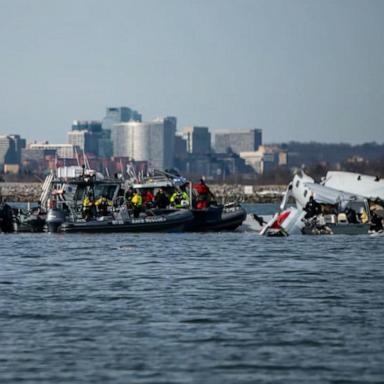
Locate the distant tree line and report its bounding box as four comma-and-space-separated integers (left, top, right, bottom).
281, 141, 384, 167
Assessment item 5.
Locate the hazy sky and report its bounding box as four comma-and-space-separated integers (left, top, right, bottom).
1, 0, 383, 144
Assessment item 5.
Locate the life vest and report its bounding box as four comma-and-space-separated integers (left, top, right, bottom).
131, 194, 142, 207
95, 196, 110, 209
193, 183, 209, 194
360, 209, 368, 224
170, 191, 189, 208
196, 200, 208, 209
143, 191, 154, 203
83, 196, 94, 208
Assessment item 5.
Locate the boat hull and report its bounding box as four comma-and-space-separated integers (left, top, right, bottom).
328, 223, 370, 235
185, 205, 247, 232
58, 210, 193, 233
15, 215, 46, 233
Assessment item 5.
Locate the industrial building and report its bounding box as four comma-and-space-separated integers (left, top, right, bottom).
215, 129, 262, 154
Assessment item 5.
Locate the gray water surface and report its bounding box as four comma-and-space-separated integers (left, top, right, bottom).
1, 225, 384, 383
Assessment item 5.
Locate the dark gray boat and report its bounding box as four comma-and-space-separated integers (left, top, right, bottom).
50, 209, 193, 233
130, 170, 247, 232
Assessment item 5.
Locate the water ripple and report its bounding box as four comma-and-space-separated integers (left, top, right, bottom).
0, 229, 384, 383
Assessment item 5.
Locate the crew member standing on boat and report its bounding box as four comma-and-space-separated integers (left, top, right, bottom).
303, 196, 321, 219
82, 193, 95, 221
359, 207, 369, 224
0, 196, 14, 233
131, 190, 142, 218
125, 187, 134, 209
345, 207, 358, 224
194, 179, 213, 209
370, 211, 383, 232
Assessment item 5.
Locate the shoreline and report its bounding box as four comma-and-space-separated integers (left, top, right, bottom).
0, 182, 286, 204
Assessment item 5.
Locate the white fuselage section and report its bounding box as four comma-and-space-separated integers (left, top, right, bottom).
323, 171, 384, 201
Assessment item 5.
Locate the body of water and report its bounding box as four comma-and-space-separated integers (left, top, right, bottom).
1, 204, 384, 383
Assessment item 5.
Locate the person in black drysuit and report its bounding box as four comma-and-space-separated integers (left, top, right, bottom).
154, 188, 169, 209
253, 213, 267, 226
303, 196, 322, 219
370, 212, 383, 232
345, 207, 358, 224
125, 187, 134, 209
0, 197, 14, 233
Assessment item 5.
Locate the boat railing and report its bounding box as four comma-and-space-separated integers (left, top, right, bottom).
40, 173, 54, 209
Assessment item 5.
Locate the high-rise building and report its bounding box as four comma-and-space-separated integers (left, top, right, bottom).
9, 135, 26, 163
102, 107, 142, 131
156, 116, 176, 169
174, 133, 187, 159
98, 129, 113, 158
182, 126, 211, 155
215, 129, 262, 154
112, 117, 175, 170
0, 136, 15, 168
68, 130, 99, 155
0, 134, 26, 169
69, 120, 113, 157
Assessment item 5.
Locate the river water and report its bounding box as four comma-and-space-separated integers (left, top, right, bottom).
1, 205, 384, 383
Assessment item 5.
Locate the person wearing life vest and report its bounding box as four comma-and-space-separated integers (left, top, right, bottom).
131, 190, 142, 218
82, 193, 95, 221
143, 189, 155, 209
95, 193, 111, 216
170, 188, 189, 209
359, 207, 369, 224
194, 179, 214, 209
125, 187, 134, 209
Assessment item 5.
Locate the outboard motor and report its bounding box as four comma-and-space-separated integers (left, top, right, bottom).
46, 208, 66, 233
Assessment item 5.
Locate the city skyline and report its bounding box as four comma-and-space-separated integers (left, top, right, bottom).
1, 0, 383, 144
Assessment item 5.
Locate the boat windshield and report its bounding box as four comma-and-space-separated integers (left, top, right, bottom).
344, 200, 368, 214
93, 184, 118, 200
